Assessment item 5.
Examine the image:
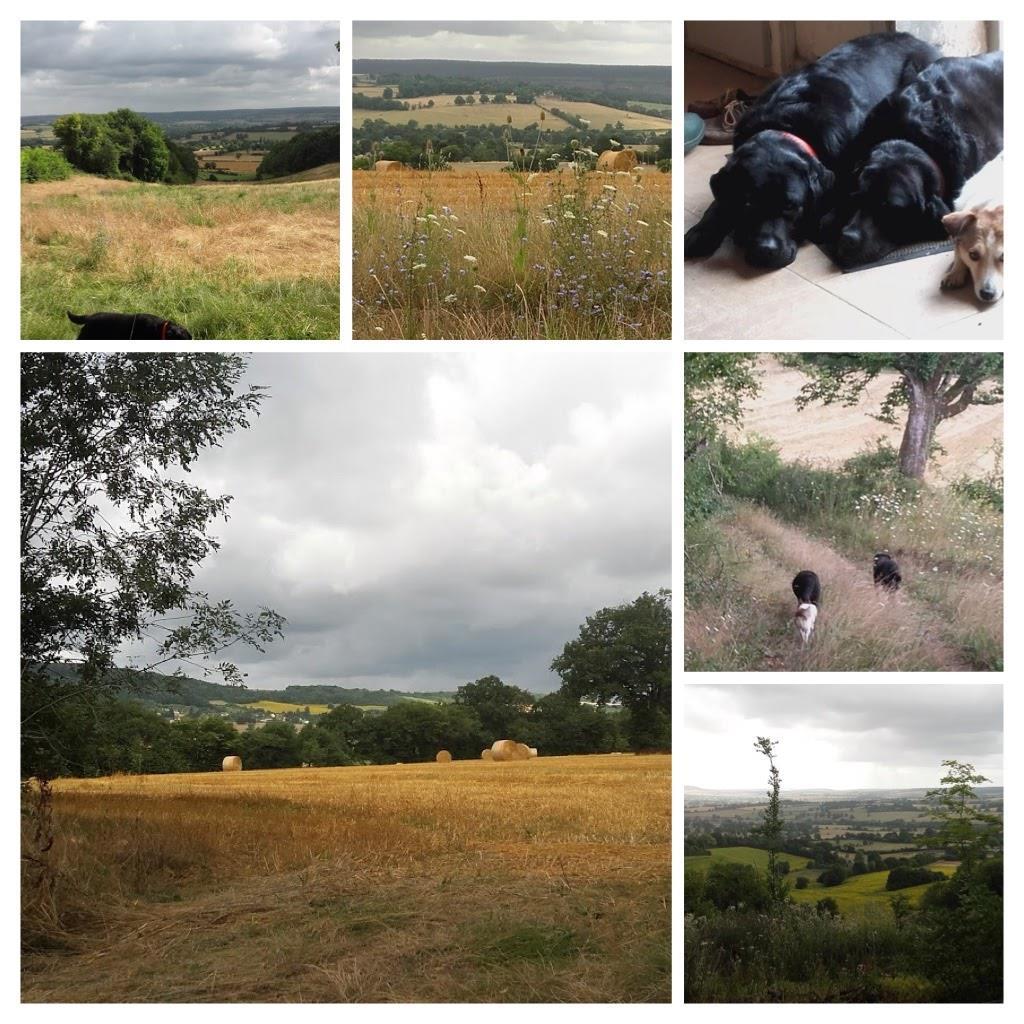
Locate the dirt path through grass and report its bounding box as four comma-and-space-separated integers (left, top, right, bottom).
686, 503, 972, 671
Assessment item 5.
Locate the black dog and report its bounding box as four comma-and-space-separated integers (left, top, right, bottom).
792, 570, 822, 607
828, 52, 1003, 267
684, 32, 939, 269
67, 311, 193, 340
873, 553, 902, 591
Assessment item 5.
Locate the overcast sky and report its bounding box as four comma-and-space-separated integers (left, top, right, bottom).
21, 21, 339, 115
133, 353, 670, 694
685, 685, 1003, 790
353, 21, 670, 65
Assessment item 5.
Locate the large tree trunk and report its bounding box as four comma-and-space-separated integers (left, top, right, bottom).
898, 373, 939, 478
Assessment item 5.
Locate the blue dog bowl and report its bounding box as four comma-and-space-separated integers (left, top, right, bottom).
684, 112, 705, 154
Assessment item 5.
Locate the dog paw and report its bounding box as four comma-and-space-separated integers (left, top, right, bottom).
941, 262, 968, 290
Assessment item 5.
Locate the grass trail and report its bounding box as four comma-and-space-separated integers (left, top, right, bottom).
685, 503, 974, 671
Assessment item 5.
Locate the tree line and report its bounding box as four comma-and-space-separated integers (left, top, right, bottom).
21, 352, 670, 779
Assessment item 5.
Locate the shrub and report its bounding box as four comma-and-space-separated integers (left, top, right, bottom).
817, 865, 849, 887
21, 147, 73, 183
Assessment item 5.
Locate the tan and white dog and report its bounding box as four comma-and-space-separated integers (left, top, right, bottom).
794, 602, 818, 645
942, 154, 1003, 303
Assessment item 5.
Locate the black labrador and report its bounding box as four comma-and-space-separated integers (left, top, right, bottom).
873, 553, 902, 591
827, 52, 1003, 267
792, 570, 822, 607
68, 311, 193, 340
684, 32, 940, 269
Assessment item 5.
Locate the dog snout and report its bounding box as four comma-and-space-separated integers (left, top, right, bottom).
977, 279, 1002, 303
746, 234, 796, 269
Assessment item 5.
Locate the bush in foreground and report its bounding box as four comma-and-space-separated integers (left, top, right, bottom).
21, 148, 72, 183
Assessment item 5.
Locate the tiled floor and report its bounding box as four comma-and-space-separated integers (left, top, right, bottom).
682, 52, 1004, 342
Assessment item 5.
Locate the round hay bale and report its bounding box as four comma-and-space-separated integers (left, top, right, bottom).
374, 159, 404, 172
222, 755, 242, 772
481, 749, 494, 760
528, 747, 538, 758
436, 750, 453, 763
597, 149, 638, 172
491, 739, 531, 762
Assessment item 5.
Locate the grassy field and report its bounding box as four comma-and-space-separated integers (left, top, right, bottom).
22, 754, 670, 1002
241, 700, 332, 714
684, 847, 956, 917
684, 846, 810, 874
195, 151, 265, 179
21, 173, 339, 340
353, 166, 670, 339
790, 865, 957, 916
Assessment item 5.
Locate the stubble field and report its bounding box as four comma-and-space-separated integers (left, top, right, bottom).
22, 754, 670, 1003
353, 166, 671, 339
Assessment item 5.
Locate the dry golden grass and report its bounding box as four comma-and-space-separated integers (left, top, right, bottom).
22, 755, 670, 1003
353, 167, 671, 339
357, 102, 550, 128
537, 98, 671, 131
22, 175, 338, 280
685, 503, 991, 671
21, 172, 340, 339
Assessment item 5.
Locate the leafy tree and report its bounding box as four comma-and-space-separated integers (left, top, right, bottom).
453, 675, 533, 739
684, 353, 759, 462
551, 590, 670, 750
754, 737, 786, 904
817, 865, 849, 887
170, 716, 238, 772
921, 759, 1002, 875
792, 354, 1003, 479
382, 87, 393, 100
21, 354, 284, 776
521, 692, 618, 755
239, 721, 302, 769
794, 875, 809, 890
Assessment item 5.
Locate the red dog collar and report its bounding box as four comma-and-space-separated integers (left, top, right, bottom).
160, 320, 169, 340
778, 131, 819, 162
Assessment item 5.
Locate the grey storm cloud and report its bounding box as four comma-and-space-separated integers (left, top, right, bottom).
353, 21, 670, 66
685, 685, 1003, 788
133, 352, 671, 693
21, 21, 339, 115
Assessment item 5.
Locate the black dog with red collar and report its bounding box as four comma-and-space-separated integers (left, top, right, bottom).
684, 32, 940, 270
67, 311, 193, 340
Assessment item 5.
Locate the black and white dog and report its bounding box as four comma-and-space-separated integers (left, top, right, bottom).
791, 570, 821, 643
873, 553, 902, 591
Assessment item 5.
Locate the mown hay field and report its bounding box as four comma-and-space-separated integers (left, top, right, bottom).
356, 102, 551, 129
537, 99, 671, 131
353, 166, 671, 339
22, 754, 670, 1003
21, 173, 339, 340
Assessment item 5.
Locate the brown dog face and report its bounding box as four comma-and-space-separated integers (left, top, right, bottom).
943, 207, 1004, 302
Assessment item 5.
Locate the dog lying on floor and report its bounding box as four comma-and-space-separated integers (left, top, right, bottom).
942, 154, 1003, 303
67, 311, 193, 340
683, 32, 939, 269
826, 52, 1003, 268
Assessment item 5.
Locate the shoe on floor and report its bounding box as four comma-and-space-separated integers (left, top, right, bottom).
700, 97, 752, 144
